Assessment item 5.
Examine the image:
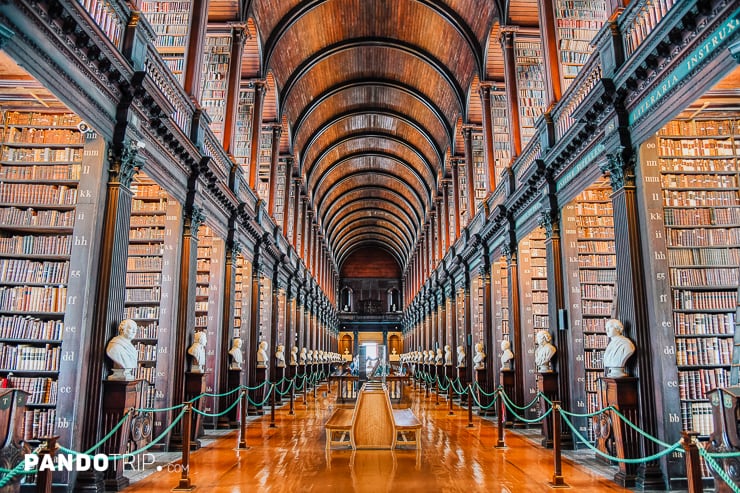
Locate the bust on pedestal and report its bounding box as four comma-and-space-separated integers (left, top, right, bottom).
276, 344, 286, 368
603, 319, 636, 377
473, 343, 486, 370
228, 337, 243, 370
257, 341, 269, 368
187, 331, 207, 373
106, 319, 138, 380
500, 340, 514, 370
290, 346, 299, 366
534, 330, 556, 373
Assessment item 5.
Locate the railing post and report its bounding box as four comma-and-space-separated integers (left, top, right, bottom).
269, 383, 277, 428
36, 436, 58, 493
172, 403, 194, 491
435, 377, 440, 405
237, 389, 249, 450
495, 390, 506, 448
681, 430, 703, 493
467, 385, 474, 428
289, 378, 295, 416
549, 401, 568, 488
313, 373, 318, 400
304, 375, 308, 405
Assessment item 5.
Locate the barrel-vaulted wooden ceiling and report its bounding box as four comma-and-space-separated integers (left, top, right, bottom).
210, 0, 539, 273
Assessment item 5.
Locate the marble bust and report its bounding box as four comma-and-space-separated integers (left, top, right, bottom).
290, 346, 299, 366
228, 337, 243, 370
456, 345, 466, 368
187, 331, 207, 373
444, 345, 452, 366
473, 342, 486, 370
435, 348, 443, 365
603, 319, 636, 377
300, 347, 308, 365
257, 340, 269, 368
275, 344, 286, 368
106, 319, 138, 380
500, 340, 514, 370
534, 330, 556, 373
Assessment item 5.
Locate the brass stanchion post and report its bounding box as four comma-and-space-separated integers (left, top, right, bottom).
467, 385, 474, 428
549, 401, 568, 488
681, 430, 703, 493
270, 383, 277, 428
237, 390, 249, 450
448, 380, 454, 416
36, 436, 58, 493
172, 404, 194, 491
495, 390, 506, 448
289, 378, 295, 415
435, 378, 440, 405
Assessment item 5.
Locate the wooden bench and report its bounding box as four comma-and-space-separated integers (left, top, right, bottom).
392, 408, 422, 449
325, 383, 423, 450
325, 408, 353, 449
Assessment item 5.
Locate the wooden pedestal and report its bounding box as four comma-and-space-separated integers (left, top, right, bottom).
218, 369, 242, 429
476, 368, 495, 416
603, 377, 639, 487
500, 370, 516, 427
184, 372, 206, 449
102, 380, 141, 491
274, 366, 285, 404
537, 372, 558, 448
249, 367, 266, 415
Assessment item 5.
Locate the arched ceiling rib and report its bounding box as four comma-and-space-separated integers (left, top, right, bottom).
249, 0, 498, 271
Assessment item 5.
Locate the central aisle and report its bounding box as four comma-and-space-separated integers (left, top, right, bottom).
121, 384, 630, 492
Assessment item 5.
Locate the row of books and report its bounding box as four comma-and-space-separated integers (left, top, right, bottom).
678, 368, 730, 401
131, 199, 167, 213
133, 321, 159, 339
8, 376, 57, 404
658, 119, 739, 137
669, 267, 739, 287
658, 139, 737, 157
664, 207, 740, 227
583, 318, 607, 333
130, 215, 165, 227
136, 343, 157, 361
584, 333, 608, 349
128, 244, 163, 256
0, 315, 63, 340
1, 146, 82, 163
125, 287, 161, 303
661, 173, 738, 189
4, 112, 80, 127
673, 289, 736, 311
663, 190, 739, 207
0, 235, 71, 256
579, 254, 616, 268
77, 0, 123, 45
623, 0, 675, 56
0, 343, 60, 371
22, 408, 55, 441
665, 227, 740, 248
124, 305, 159, 319
584, 350, 604, 369
660, 158, 738, 172
0, 259, 69, 285
127, 256, 162, 271
0, 164, 81, 181
675, 337, 732, 366
3, 128, 83, 145
581, 283, 615, 299
578, 241, 615, 253
0, 183, 78, 205
0, 207, 75, 228
674, 312, 736, 336
581, 300, 613, 316
129, 227, 165, 241
682, 402, 713, 436
575, 227, 613, 240
0, 285, 67, 312
126, 272, 162, 286
579, 269, 617, 283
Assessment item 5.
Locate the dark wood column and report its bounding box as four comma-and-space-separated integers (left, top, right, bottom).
285, 279, 295, 364
182, 0, 209, 100
247, 242, 263, 397
77, 141, 138, 492
222, 25, 246, 153
267, 124, 283, 218
500, 28, 522, 157
480, 259, 496, 414
170, 197, 205, 446
438, 291, 446, 350
449, 282, 458, 362
601, 150, 664, 488
479, 83, 497, 193
436, 195, 444, 259
282, 157, 294, 236
303, 208, 313, 261
536, 0, 562, 105
248, 82, 266, 189
269, 265, 281, 385
462, 126, 476, 221
217, 230, 238, 409
451, 158, 462, 239
540, 195, 572, 446
503, 239, 524, 409
463, 269, 473, 383
296, 289, 305, 351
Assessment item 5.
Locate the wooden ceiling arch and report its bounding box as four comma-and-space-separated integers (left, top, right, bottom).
331, 219, 412, 255
338, 241, 405, 274
335, 233, 407, 268
320, 187, 422, 233
323, 199, 419, 239
328, 211, 414, 251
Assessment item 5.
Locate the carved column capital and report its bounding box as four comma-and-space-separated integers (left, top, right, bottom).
188, 205, 206, 237
539, 209, 558, 239
601, 146, 635, 191
107, 139, 143, 188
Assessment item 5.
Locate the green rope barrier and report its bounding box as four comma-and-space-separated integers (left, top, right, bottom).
560, 405, 614, 418
436, 376, 450, 391
246, 385, 273, 407
560, 413, 682, 464
449, 378, 466, 396
470, 389, 499, 410
192, 396, 242, 417
197, 386, 244, 399
106, 408, 186, 460
136, 403, 186, 413
242, 380, 270, 391
473, 380, 497, 397
500, 389, 540, 411
66, 409, 133, 456
0, 444, 44, 485
610, 407, 674, 449
501, 399, 552, 424
539, 392, 552, 406
702, 450, 740, 459
274, 379, 295, 396
699, 447, 740, 493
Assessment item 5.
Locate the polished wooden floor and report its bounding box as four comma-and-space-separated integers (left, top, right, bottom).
122, 384, 630, 493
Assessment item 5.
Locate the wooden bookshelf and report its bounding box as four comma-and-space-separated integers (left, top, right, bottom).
140, 0, 192, 83
256, 126, 273, 202
274, 158, 287, 227
553, 0, 608, 92
513, 35, 546, 148
640, 112, 740, 480
517, 226, 548, 419
234, 85, 255, 171
562, 179, 616, 440
491, 89, 511, 181
196, 224, 224, 427
200, 31, 232, 142
0, 109, 102, 452
471, 130, 487, 208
